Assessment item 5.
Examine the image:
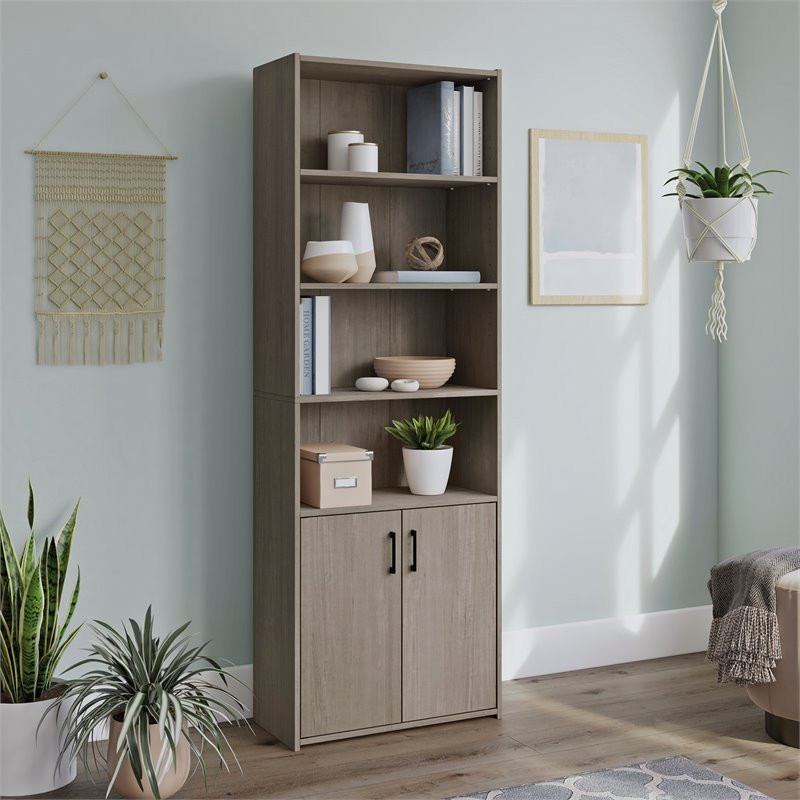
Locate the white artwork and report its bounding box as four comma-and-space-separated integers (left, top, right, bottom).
530, 129, 648, 305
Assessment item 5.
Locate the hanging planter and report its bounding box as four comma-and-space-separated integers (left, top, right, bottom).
664, 0, 785, 342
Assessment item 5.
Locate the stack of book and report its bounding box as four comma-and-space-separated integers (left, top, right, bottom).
298, 296, 331, 395
407, 81, 483, 176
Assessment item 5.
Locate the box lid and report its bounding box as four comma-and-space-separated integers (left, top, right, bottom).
300, 442, 374, 464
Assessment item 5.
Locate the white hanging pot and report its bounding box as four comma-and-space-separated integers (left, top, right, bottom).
402, 446, 453, 496
682, 197, 758, 263
0, 694, 76, 796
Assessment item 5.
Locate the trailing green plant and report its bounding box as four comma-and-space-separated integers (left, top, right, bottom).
663, 162, 786, 198
45, 607, 249, 799
385, 409, 460, 450
0, 482, 81, 703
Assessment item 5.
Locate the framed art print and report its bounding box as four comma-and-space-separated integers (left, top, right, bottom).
529, 129, 648, 305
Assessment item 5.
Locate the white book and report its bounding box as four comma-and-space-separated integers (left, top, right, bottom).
453, 90, 461, 176
373, 270, 481, 284
473, 91, 483, 177
299, 297, 313, 395
457, 86, 474, 176
312, 296, 331, 395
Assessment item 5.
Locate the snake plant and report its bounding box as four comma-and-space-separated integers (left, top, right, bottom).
0, 483, 81, 703
663, 162, 786, 198
46, 607, 248, 799
385, 409, 460, 450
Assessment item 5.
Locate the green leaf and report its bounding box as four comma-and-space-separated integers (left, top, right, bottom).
116, 691, 145, 752
55, 501, 79, 606
19, 567, 44, 699
27, 481, 34, 530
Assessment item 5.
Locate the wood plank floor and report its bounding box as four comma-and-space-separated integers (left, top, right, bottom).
46, 653, 799, 799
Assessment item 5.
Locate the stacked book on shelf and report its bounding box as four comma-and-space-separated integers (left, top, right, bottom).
299, 296, 330, 395
407, 80, 483, 177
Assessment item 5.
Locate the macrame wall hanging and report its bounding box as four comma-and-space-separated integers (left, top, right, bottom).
672, 0, 763, 342
26, 72, 176, 365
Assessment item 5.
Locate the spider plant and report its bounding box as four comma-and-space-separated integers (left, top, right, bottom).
663, 162, 786, 198
385, 409, 460, 450
0, 482, 81, 703
45, 607, 248, 799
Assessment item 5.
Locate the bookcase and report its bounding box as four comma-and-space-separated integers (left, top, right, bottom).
253, 54, 501, 750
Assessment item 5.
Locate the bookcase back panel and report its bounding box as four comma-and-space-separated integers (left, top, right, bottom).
446, 292, 498, 390
300, 396, 497, 493
446, 185, 498, 282
301, 185, 448, 272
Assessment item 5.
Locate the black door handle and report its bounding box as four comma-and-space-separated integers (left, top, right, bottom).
389, 531, 396, 574
410, 529, 417, 572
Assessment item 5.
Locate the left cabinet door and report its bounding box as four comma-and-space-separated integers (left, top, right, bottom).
300, 510, 403, 739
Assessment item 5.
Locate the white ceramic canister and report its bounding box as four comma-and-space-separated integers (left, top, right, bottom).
328, 131, 364, 171
348, 142, 379, 173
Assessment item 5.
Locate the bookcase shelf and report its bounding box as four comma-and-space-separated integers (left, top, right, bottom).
254, 53, 501, 751
301, 168, 496, 189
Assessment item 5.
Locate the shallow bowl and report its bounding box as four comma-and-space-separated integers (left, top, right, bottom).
373, 356, 456, 389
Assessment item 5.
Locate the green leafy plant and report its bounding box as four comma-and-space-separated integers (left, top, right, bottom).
46, 607, 248, 799
0, 482, 81, 703
663, 162, 786, 198
385, 409, 460, 450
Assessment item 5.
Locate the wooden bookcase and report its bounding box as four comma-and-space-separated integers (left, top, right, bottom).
253, 54, 501, 750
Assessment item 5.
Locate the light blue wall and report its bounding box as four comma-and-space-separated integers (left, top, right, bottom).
0, 1, 758, 665
718, 2, 800, 560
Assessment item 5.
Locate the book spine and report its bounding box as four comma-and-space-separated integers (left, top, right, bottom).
453, 90, 461, 176
312, 296, 331, 395
458, 86, 474, 176
440, 82, 457, 176
406, 80, 455, 174
299, 297, 313, 395
473, 91, 483, 177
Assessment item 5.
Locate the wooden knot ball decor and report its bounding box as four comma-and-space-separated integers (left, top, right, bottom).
404, 236, 444, 271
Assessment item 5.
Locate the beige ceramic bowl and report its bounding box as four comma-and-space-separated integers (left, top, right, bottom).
373, 356, 456, 389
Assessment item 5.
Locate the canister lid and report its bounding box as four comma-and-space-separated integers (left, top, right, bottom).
300, 442, 374, 463
348, 142, 377, 147
328, 130, 362, 134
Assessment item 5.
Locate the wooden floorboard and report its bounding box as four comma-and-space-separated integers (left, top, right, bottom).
41, 653, 799, 799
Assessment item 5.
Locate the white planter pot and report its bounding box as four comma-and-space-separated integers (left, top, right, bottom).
682, 197, 758, 262
402, 446, 453, 496
0, 694, 76, 796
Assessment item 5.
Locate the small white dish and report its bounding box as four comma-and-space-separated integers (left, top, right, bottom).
355, 377, 389, 392
391, 379, 419, 393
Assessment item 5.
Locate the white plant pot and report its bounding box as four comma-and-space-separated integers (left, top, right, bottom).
681, 197, 758, 262
0, 695, 76, 796
402, 446, 453, 496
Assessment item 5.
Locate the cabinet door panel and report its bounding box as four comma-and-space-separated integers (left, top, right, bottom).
402, 504, 497, 721
301, 511, 402, 738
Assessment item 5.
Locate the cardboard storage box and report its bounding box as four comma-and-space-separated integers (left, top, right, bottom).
300, 443, 373, 509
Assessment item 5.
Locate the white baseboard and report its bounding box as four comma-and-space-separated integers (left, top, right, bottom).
502, 605, 712, 681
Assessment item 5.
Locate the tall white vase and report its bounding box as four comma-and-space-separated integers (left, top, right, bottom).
340, 202, 376, 283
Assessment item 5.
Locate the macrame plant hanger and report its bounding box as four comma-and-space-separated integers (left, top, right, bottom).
26, 73, 176, 366
677, 0, 754, 342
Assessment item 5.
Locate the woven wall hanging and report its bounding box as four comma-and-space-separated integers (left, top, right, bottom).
26, 72, 176, 365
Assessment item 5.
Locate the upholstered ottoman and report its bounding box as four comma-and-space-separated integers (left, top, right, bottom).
745, 568, 800, 747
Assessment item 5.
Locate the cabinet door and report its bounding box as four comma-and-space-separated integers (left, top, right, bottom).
301, 510, 402, 738
402, 503, 497, 721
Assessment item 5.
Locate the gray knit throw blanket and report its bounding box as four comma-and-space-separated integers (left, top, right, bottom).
707, 547, 800, 685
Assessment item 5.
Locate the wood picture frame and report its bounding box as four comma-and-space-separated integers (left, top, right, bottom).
529, 129, 648, 306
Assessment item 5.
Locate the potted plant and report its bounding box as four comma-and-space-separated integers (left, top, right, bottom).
385, 409, 460, 496
0, 483, 81, 797
664, 162, 785, 262
46, 606, 248, 800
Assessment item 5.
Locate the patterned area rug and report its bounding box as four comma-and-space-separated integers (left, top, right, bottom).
448, 756, 772, 799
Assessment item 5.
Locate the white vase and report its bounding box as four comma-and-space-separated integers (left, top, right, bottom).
340, 202, 376, 283
0, 695, 76, 796
681, 197, 758, 262
301, 240, 359, 283
402, 446, 453, 496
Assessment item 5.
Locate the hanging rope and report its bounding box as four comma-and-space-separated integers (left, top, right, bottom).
26, 72, 176, 159
678, 0, 754, 341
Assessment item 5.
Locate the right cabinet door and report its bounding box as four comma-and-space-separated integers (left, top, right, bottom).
402, 503, 497, 721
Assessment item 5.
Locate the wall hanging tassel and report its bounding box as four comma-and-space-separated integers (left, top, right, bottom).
26, 71, 175, 365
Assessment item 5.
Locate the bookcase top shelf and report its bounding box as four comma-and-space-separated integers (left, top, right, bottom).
297, 386, 499, 403
300, 169, 497, 189
298, 54, 500, 86
300, 283, 498, 291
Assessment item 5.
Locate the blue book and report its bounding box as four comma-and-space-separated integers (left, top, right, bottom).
407, 81, 456, 175
299, 297, 313, 395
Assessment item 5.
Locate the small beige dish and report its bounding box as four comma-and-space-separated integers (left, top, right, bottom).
355, 377, 389, 392
302, 241, 358, 283
374, 356, 456, 389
